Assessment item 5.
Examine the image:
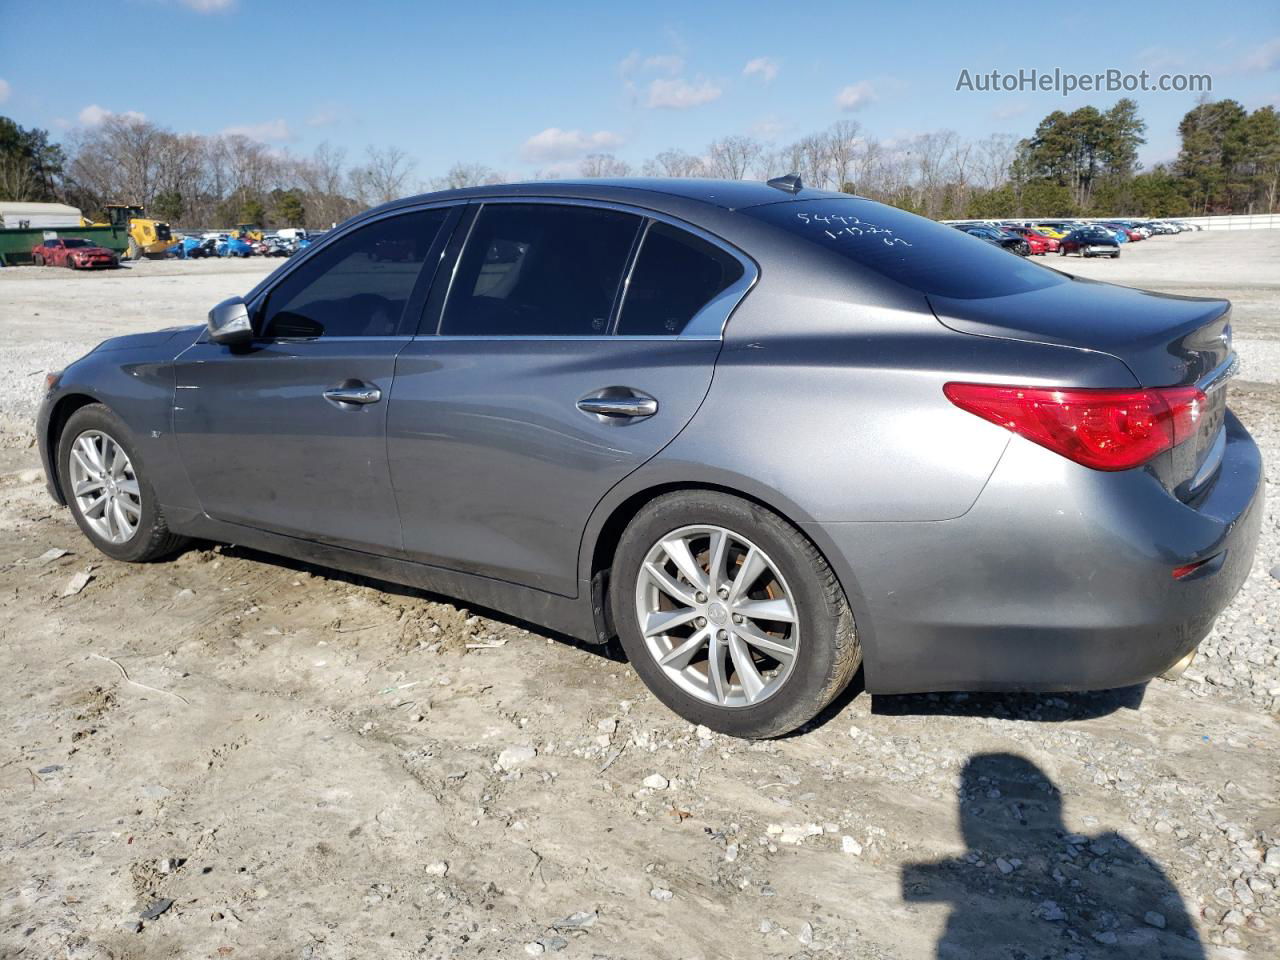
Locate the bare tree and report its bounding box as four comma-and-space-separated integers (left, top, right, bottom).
974, 133, 1019, 190
642, 149, 705, 178
579, 153, 631, 177
826, 120, 862, 192
431, 162, 500, 190
706, 136, 762, 180
354, 145, 418, 205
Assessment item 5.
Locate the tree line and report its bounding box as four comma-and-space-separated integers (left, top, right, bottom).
1, 96, 1277, 230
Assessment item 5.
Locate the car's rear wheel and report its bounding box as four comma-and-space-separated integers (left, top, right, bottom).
611, 491, 860, 738
33, 254, 44, 266
58, 404, 187, 563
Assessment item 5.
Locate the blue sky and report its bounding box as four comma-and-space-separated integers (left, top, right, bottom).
1, 0, 1277, 179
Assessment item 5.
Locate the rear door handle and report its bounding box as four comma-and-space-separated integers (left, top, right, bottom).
323, 383, 382, 406
577, 393, 658, 419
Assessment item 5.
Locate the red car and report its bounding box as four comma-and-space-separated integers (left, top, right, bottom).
31, 237, 120, 270
1002, 225, 1059, 255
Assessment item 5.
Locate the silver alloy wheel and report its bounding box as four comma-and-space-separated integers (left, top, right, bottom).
68, 429, 141, 544
635, 524, 800, 708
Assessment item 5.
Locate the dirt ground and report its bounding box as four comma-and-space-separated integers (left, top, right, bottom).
0, 232, 1277, 960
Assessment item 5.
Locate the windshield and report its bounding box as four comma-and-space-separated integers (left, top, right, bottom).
744, 198, 1066, 299
63, 238, 92, 248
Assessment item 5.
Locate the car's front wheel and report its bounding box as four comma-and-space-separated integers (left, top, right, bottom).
611, 491, 860, 738
58, 404, 187, 562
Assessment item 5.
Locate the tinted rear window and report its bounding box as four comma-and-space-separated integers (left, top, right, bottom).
441, 204, 639, 336
744, 199, 1067, 299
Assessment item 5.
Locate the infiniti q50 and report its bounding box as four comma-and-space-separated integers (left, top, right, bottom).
38, 178, 1261, 738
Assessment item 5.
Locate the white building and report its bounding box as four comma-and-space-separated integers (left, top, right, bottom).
0, 202, 83, 230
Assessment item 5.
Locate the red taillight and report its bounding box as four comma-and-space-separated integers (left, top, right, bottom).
944, 382, 1206, 471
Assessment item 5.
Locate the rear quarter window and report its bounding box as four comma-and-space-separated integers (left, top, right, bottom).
616, 222, 744, 336
744, 199, 1067, 300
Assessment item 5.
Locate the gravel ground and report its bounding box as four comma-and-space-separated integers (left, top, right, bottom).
0, 233, 1276, 959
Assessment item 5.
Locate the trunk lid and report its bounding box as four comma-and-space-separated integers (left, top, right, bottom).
929, 276, 1234, 499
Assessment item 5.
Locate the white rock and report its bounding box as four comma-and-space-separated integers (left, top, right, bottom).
524, 943, 545, 956
425, 860, 449, 877
841, 836, 863, 855
725, 843, 739, 862
650, 886, 673, 901
996, 857, 1014, 875
1144, 911, 1166, 929
497, 745, 537, 770
596, 718, 617, 735
61, 571, 92, 597
1040, 901, 1066, 922
695, 724, 714, 740
768, 822, 822, 845
642, 773, 669, 790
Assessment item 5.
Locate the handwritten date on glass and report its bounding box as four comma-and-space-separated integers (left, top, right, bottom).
795, 211, 912, 247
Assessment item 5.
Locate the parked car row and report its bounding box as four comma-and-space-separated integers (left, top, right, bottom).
944, 217, 1200, 261
26, 228, 325, 269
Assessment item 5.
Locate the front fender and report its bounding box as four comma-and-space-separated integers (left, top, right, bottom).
38, 336, 202, 518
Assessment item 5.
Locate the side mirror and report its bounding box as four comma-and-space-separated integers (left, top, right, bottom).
207, 297, 253, 347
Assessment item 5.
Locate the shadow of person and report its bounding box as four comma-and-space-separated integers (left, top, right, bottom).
901, 753, 1203, 959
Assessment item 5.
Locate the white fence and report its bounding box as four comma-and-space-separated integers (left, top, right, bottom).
1173, 213, 1279, 231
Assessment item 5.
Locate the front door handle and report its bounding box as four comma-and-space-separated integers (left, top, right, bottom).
323, 383, 382, 406
577, 394, 658, 419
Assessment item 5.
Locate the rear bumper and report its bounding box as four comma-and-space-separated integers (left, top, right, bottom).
807, 411, 1263, 695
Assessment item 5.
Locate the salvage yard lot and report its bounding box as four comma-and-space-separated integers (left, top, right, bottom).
1, 231, 1277, 958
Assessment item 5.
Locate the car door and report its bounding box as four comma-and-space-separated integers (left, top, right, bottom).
172, 206, 455, 553
387, 200, 755, 597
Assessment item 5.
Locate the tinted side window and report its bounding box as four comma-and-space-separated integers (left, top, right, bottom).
616, 223, 744, 336
440, 204, 639, 336
260, 208, 448, 338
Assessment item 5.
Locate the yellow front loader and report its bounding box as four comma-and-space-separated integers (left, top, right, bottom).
81, 204, 175, 260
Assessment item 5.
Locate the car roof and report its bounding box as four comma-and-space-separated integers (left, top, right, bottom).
381, 177, 851, 214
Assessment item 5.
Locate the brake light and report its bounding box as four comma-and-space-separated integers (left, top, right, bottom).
944, 382, 1206, 471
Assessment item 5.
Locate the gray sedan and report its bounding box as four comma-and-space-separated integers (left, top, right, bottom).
37, 179, 1262, 738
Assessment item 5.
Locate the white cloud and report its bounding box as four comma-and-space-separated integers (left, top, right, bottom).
0, 78, 9, 104
1237, 36, 1280, 72
220, 119, 293, 142
520, 127, 624, 163
307, 106, 340, 127
78, 104, 147, 126
619, 51, 685, 79
751, 115, 787, 139
835, 82, 876, 112
180, 0, 235, 12
742, 57, 779, 83
990, 101, 1029, 121
647, 76, 722, 110
1134, 46, 1186, 71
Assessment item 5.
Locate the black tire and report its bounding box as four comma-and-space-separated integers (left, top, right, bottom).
66, 257, 76, 270
57, 403, 187, 563
33, 254, 44, 266
1111, 251, 1121, 259
611, 491, 861, 739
